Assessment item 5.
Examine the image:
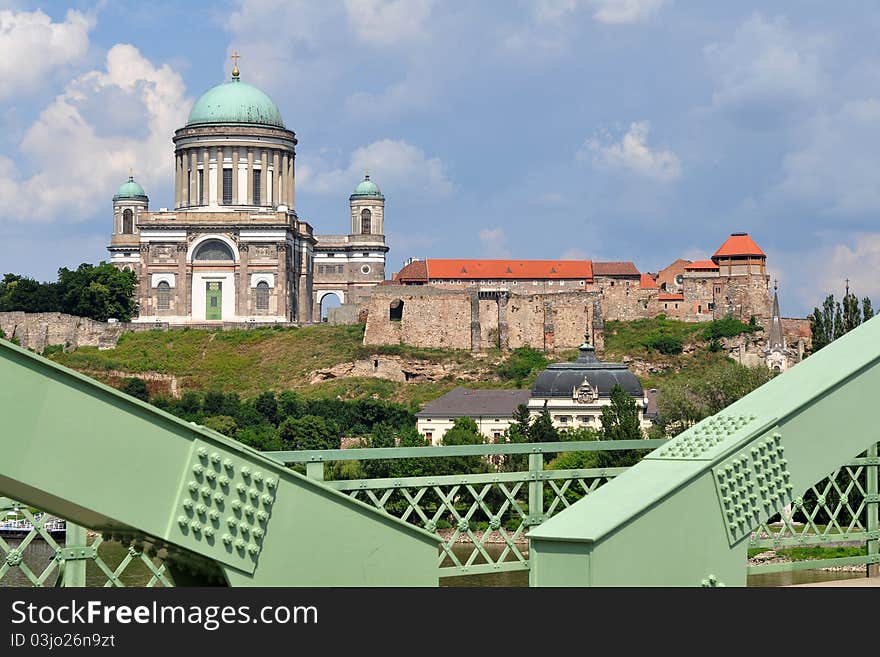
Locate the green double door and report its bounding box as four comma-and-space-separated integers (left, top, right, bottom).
206, 282, 222, 320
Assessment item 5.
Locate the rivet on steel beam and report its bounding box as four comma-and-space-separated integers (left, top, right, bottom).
193, 464, 204, 476
197, 447, 208, 459
236, 483, 247, 495
222, 534, 233, 546
223, 459, 234, 471
261, 494, 273, 507
244, 505, 255, 517
241, 467, 251, 479
247, 544, 259, 555
256, 511, 268, 523
203, 527, 215, 538
213, 493, 224, 505
178, 516, 187, 527
231, 500, 242, 512
205, 470, 216, 481
218, 476, 230, 487
200, 486, 212, 499
226, 517, 237, 528
188, 481, 199, 493
209, 510, 220, 521
249, 488, 259, 500
235, 539, 246, 550
266, 478, 277, 489
182, 500, 193, 510
253, 472, 263, 483
210, 452, 221, 464
190, 522, 201, 533
196, 504, 207, 516
240, 525, 250, 535
252, 528, 264, 539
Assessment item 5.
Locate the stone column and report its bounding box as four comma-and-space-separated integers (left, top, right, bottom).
189, 150, 198, 207
174, 153, 180, 208
246, 148, 254, 206
273, 151, 280, 207
231, 147, 239, 205
176, 153, 184, 208
260, 150, 268, 207
469, 288, 481, 352
497, 292, 510, 351
287, 154, 295, 207
177, 244, 188, 318
201, 149, 209, 206
543, 301, 555, 352
238, 244, 249, 317
215, 147, 223, 205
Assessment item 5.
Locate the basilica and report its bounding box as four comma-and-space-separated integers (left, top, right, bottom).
107, 59, 388, 324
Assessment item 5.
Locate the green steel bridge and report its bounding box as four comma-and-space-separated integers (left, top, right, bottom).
0, 318, 878, 586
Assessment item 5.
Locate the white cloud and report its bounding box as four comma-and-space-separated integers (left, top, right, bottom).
590, 0, 669, 24
704, 14, 827, 119
773, 99, 880, 215
581, 121, 682, 181
298, 138, 452, 198
560, 247, 589, 260
343, 0, 433, 46
0, 44, 190, 223
534, 0, 667, 24
479, 227, 511, 258
0, 8, 94, 101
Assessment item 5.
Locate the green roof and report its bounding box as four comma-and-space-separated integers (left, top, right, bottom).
350, 173, 384, 200
187, 73, 284, 128
113, 176, 147, 200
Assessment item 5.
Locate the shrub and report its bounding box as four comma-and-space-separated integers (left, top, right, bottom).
703, 316, 760, 341
642, 333, 683, 355
497, 347, 548, 382
119, 377, 149, 402
41, 344, 64, 357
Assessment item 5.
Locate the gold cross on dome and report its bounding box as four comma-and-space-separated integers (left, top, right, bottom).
231, 51, 240, 77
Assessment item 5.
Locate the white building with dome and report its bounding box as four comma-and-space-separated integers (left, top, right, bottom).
107, 60, 387, 324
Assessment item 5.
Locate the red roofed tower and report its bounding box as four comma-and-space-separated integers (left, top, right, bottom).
711, 232, 766, 277
702, 232, 771, 323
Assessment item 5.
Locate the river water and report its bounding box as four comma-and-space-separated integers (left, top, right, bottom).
0, 539, 867, 588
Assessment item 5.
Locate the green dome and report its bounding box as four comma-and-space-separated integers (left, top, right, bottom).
113, 176, 147, 201
350, 173, 384, 200
187, 74, 284, 128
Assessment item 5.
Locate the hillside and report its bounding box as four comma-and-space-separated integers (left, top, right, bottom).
46, 317, 764, 408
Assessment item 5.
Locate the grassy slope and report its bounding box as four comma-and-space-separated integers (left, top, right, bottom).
49, 324, 518, 405
49, 317, 755, 406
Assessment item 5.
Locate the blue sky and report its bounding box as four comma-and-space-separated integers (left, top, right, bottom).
1, 1, 879, 316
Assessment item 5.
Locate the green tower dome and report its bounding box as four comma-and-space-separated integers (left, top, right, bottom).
113, 175, 147, 201
350, 173, 384, 200
187, 69, 285, 128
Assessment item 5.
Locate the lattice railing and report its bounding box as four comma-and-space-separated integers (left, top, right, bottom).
0, 500, 172, 588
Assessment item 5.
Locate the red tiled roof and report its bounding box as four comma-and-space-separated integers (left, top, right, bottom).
639, 274, 659, 289
657, 293, 684, 301
396, 259, 428, 283
685, 260, 719, 270
713, 233, 766, 258
424, 259, 593, 281
593, 261, 640, 277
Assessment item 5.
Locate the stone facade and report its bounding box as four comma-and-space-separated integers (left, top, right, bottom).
363, 286, 604, 352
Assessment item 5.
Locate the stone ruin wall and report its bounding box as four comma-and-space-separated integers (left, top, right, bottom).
362, 286, 604, 352
0, 312, 126, 353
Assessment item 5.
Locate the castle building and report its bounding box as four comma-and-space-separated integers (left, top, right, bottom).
107, 60, 386, 324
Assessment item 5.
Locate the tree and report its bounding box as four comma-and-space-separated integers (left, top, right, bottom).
600, 384, 642, 442
810, 290, 875, 352
528, 404, 559, 443
57, 263, 138, 321
119, 377, 149, 402
497, 347, 548, 384
202, 415, 238, 436
254, 391, 278, 426
278, 415, 340, 450
0, 274, 59, 312
656, 361, 774, 434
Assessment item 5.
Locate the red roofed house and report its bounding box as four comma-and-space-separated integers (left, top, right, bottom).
394, 258, 594, 294
655, 258, 692, 293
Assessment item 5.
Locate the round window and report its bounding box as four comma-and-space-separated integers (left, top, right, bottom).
361, 265, 371, 275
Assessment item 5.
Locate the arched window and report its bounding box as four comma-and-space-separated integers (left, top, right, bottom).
193, 239, 235, 261
156, 281, 171, 310
256, 281, 269, 310
122, 209, 133, 234
390, 299, 403, 321
361, 208, 371, 234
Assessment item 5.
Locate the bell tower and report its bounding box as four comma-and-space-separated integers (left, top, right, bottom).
349, 171, 385, 236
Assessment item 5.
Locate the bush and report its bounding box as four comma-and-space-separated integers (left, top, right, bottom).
119, 377, 149, 402
41, 344, 64, 357
703, 316, 760, 341
642, 333, 683, 355
202, 415, 238, 436
497, 347, 548, 382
